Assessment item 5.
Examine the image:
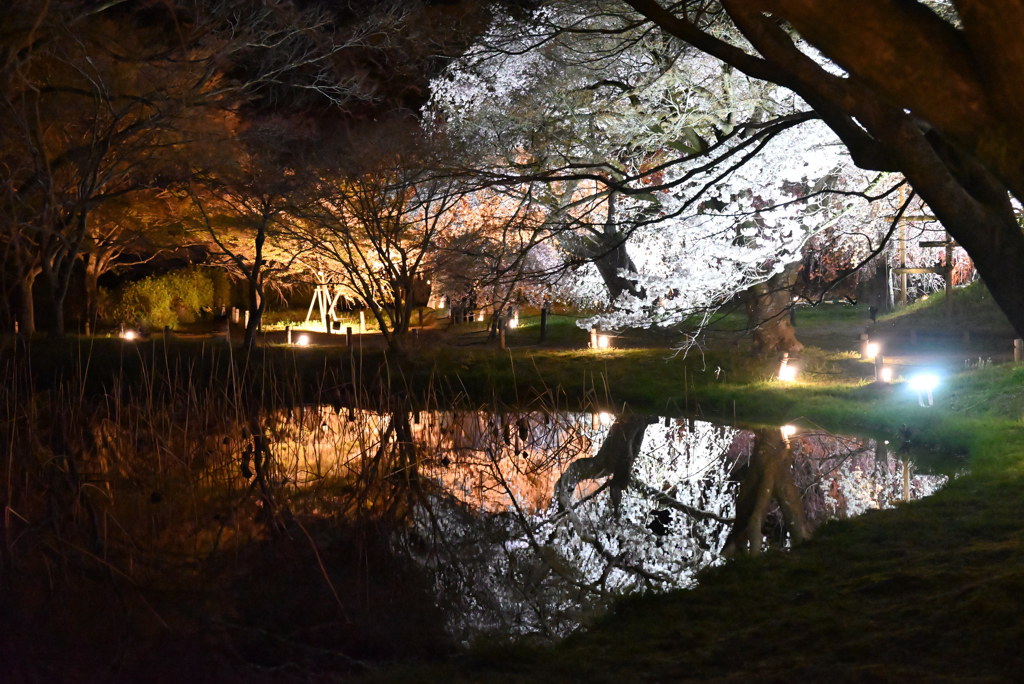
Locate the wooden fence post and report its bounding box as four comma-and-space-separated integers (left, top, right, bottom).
540, 305, 548, 343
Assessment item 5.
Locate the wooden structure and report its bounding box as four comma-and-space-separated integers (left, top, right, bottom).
893, 188, 953, 317
305, 271, 349, 333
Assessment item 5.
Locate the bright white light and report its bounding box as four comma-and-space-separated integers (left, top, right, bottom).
866, 342, 880, 359
597, 335, 610, 349
909, 374, 939, 392
880, 367, 893, 383
781, 424, 797, 439
921, 295, 929, 301
478, 312, 485, 322
123, 330, 136, 341
508, 316, 518, 329
297, 334, 310, 347
779, 364, 797, 382
599, 412, 614, 426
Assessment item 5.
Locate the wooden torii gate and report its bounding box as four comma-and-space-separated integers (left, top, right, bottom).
892, 188, 954, 317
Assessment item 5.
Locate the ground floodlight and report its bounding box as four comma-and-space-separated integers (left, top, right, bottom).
598, 412, 613, 426
880, 367, 893, 383
779, 364, 797, 382
123, 330, 136, 341
297, 334, 310, 347
909, 374, 939, 392
781, 424, 797, 439
508, 316, 518, 329
866, 342, 880, 359
598, 335, 610, 349
909, 373, 939, 407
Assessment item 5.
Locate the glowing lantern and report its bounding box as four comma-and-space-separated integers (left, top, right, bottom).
297, 334, 310, 347
123, 330, 136, 341
781, 424, 797, 439
597, 335, 610, 349
866, 342, 880, 360
779, 364, 797, 382
880, 367, 893, 383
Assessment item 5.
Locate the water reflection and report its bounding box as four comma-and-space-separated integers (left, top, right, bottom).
261, 409, 947, 641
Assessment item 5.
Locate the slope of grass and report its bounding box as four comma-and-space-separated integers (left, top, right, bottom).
878, 281, 1014, 334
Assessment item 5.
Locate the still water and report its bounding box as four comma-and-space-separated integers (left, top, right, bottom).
261, 408, 947, 642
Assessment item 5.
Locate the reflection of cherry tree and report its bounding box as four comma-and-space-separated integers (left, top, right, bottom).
255, 407, 947, 642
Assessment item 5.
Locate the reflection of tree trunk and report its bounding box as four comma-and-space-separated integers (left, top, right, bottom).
723, 428, 810, 556
743, 263, 803, 354
555, 415, 656, 511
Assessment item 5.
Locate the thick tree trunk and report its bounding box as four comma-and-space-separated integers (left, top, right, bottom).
13, 269, 37, 336
243, 224, 266, 351
592, 241, 645, 301
723, 427, 810, 556
590, 193, 645, 301
743, 263, 803, 355
37, 269, 67, 338
84, 260, 100, 329
243, 278, 265, 351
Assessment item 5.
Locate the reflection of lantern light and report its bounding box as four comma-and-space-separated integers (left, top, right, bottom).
297, 334, 310, 347
880, 367, 893, 383
123, 330, 136, 341
597, 335, 610, 349
866, 342, 880, 359
781, 424, 797, 439
779, 364, 797, 382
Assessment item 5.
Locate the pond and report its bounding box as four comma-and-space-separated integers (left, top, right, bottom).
261, 407, 949, 643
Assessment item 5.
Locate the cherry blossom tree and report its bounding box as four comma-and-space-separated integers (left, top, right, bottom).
427, 5, 898, 352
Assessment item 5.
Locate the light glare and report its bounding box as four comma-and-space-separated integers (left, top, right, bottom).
880, 367, 893, 383
597, 335, 610, 349
123, 330, 136, 341
909, 374, 939, 391
297, 334, 310, 347
779, 364, 797, 382
866, 342, 880, 359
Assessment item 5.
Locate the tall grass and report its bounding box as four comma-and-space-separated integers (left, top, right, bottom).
0, 339, 459, 681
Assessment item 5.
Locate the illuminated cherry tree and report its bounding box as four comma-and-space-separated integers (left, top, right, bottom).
428, 5, 898, 351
